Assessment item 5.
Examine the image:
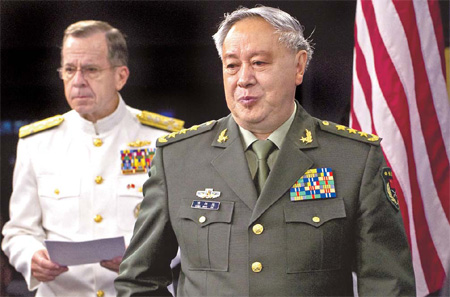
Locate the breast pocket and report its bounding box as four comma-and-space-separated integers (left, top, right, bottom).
38, 176, 80, 234
178, 199, 234, 271
116, 175, 148, 231
284, 197, 346, 273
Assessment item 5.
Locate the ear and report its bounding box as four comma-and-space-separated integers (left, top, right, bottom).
115, 66, 130, 91
295, 50, 308, 86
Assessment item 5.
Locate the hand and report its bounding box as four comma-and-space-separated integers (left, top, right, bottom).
31, 249, 68, 282
100, 256, 122, 273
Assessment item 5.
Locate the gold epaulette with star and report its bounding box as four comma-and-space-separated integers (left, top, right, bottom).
318, 120, 381, 145
137, 110, 185, 132
18, 115, 64, 138
156, 120, 217, 147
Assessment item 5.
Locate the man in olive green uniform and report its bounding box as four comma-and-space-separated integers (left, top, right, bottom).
115, 6, 415, 296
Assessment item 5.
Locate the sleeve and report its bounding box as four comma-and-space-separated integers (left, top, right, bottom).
355, 145, 416, 296
1, 139, 47, 290
115, 147, 179, 297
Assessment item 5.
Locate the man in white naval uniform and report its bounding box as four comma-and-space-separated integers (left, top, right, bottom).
2, 20, 183, 297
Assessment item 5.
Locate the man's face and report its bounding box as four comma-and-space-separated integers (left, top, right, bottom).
61, 32, 129, 123
222, 17, 307, 136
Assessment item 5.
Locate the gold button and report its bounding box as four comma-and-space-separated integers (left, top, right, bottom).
252, 262, 263, 273
94, 215, 103, 223
134, 203, 141, 218
199, 216, 206, 223
95, 176, 103, 184
93, 138, 103, 147
97, 290, 105, 297
252, 224, 264, 235
312, 216, 320, 223
54, 189, 60, 195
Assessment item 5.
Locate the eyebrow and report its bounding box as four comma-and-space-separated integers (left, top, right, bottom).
223, 51, 272, 60
63, 62, 99, 67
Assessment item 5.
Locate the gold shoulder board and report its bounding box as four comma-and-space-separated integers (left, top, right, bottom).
19, 115, 64, 138
318, 120, 381, 145
137, 111, 185, 132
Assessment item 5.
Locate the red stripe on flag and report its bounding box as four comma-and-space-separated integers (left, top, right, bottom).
393, 0, 450, 222
353, 27, 376, 133
428, 0, 446, 77
360, 0, 445, 292
350, 83, 361, 131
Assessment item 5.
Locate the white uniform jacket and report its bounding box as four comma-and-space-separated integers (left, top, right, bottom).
2, 97, 179, 297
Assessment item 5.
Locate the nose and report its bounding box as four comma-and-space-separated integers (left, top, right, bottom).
237, 63, 256, 88
72, 69, 88, 86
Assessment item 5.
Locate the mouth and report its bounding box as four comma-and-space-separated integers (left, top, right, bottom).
72, 95, 91, 100
238, 96, 258, 106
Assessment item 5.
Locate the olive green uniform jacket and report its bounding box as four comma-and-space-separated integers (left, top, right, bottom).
116, 104, 415, 296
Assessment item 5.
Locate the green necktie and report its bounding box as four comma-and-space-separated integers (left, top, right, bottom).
252, 139, 274, 195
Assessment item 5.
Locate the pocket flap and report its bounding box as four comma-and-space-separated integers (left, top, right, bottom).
284, 198, 346, 227
179, 199, 234, 227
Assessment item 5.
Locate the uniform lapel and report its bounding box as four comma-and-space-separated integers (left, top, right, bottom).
211, 115, 258, 210
249, 103, 318, 225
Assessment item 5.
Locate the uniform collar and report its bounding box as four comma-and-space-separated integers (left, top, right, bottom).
213, 101, 317, 150
72, 93, 127, 135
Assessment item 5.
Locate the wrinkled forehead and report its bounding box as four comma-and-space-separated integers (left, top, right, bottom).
62, 33, 109, 64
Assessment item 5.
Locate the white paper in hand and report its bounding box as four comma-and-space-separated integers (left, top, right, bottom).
45, 236, 126, 266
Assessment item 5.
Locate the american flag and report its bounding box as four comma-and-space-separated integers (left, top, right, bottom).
350, 0, 450, 295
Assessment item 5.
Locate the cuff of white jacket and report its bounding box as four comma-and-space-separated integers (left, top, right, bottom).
24, 243, 46, 291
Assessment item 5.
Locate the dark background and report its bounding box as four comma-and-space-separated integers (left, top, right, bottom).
1, 0, 448, 295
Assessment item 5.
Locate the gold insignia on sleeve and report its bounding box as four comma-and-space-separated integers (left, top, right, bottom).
347, 128, 357, 134
336, 125, 346, 131
300, 129, 313, 144
217, 129, 229, 143
381, 167, 399, 211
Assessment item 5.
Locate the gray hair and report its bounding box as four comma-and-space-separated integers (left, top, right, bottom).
62, 20, 128, 67
212, 6, 313, 69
